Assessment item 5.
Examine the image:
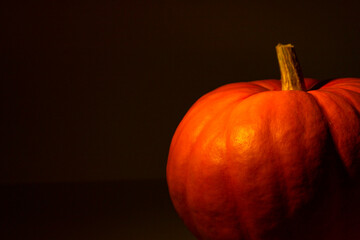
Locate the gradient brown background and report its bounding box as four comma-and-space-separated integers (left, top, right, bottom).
2, 0, 360, 239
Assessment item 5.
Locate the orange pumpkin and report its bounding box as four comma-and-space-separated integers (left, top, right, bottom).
167, 44, 360, 240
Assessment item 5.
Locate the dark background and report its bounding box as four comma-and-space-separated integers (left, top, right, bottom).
2, 0, 360, 239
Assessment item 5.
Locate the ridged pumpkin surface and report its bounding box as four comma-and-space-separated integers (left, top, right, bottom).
167, 78, 360, 240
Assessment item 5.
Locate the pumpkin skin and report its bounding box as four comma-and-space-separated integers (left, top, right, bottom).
167, 78, 360, 240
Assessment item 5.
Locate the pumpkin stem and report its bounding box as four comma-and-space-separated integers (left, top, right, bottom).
276, 44, 306, 91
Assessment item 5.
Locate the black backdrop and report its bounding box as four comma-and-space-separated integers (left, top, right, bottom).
2, 0, 360, 183
2, 1, 360, 239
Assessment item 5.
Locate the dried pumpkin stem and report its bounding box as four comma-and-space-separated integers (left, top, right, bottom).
276, 44, 306, 91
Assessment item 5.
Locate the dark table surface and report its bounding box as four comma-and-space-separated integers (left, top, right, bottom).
1, 179, 196, 240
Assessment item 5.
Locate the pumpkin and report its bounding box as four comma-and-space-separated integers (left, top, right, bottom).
166, 44, 360, 240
